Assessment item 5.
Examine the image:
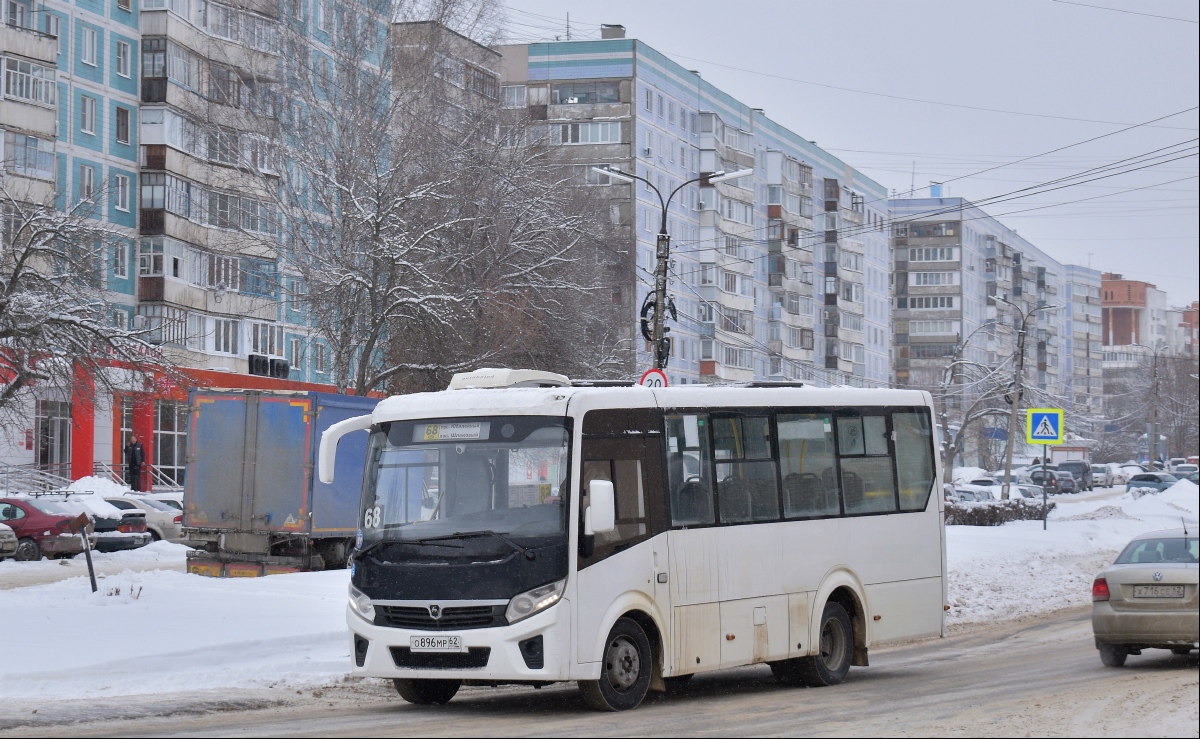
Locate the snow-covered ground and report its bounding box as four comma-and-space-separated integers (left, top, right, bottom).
0, 481, 1196, 703
946, 480, 1199, 624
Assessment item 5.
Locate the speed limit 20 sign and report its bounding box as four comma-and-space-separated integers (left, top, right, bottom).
639, 369, 668, 388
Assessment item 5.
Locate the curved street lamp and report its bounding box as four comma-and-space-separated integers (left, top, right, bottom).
593, 165, 754, 370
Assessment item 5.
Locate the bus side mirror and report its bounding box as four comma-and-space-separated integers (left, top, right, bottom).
318, 414, 374, 484
587, 480, 616, 535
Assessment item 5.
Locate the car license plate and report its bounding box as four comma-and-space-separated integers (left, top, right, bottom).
410, 635, 466, 653
1133, 585, 1184, 598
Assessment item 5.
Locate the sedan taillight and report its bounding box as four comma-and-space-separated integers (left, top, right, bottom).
1092, 577, 1110, 602
173, 515, 182, 524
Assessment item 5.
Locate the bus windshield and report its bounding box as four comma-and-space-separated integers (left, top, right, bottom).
359, 416, 570, 546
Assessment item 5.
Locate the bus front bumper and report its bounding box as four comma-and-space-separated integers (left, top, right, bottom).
347, 598, 573, 682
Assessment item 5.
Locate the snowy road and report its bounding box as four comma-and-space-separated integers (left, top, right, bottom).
6, 609, 1196, 738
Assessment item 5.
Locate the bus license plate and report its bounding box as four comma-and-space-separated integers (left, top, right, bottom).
1133, 585, 1184, 598
410, 635, 466, 652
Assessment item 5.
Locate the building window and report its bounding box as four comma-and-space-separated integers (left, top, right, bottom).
118, 0, 132, 10
316, 0, 327, 31
112, 242, 128, 278
115, 106, 130, 144
214, 318, 238, 354
644, 88, 652, 111
500, 84, 525, 108
116, 40, 131, 77
250, 322, 283, 357
314, 343, 328, 373
138, 238, 163, 275
4, 59, 56, 106
81, 96, 97, 134
82, 27, 98, 66
290, 338, 303, 368
142, 38, 165, 78
551, 81, 618, 104
79, 164, 96, 201
46, 15, 62, 53
2, 131, 54, 180
114, 173, 130, 211
550, 122, 620, 145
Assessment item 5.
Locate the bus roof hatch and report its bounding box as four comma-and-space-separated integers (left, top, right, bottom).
448, 368, 571, 390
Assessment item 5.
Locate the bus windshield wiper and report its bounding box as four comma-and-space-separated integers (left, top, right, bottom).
353, 536, 464, 562
414, 530, 536, 560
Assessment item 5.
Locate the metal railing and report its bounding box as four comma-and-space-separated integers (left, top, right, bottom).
0, 461, 73, 494
94, 462, 184, 492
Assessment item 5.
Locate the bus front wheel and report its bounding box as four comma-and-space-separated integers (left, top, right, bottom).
796, 601, 853, 687
579, 617, 653, 711
392, 678, 461, 705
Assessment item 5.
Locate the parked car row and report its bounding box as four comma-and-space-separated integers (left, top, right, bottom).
0, 491, 162, 562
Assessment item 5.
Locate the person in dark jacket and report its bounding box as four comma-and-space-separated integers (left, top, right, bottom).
124, 434, 146, 492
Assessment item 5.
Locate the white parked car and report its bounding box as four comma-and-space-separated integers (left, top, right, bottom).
0, 522, 17, 559
105, 496, 184, 543
147, 491, 184, 512
1107, 463, 1128, 486
1091, 465, 1115, 488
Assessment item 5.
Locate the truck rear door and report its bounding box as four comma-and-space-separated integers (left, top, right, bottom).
248, 394, 314, 532
185, 393, 250, 530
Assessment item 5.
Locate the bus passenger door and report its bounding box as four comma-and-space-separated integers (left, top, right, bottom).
575, 435, 665, 666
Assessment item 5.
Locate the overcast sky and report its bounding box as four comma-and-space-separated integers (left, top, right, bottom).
500, 0, 1199, 305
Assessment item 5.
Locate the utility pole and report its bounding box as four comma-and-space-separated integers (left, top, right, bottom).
1000, 315, 1028, 501
999, 299, 1060, 500
1148, 348, 1160, 467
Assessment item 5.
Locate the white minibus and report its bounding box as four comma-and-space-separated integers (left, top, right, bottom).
320, 369, 945, 711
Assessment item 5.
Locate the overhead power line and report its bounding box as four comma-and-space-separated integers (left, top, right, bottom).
658, 51, 1199, 132
1050, 0, 1199, 23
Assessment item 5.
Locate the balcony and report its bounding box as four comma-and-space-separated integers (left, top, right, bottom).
0, 23, 58, 64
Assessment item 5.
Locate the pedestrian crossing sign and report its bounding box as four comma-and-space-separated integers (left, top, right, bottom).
1026, 408, 1064, 445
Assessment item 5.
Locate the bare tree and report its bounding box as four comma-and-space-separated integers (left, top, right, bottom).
0, 189, 169, 428
225, 4, 627, 395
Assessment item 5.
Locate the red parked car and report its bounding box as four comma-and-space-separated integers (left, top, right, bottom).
0, 498, 91, 561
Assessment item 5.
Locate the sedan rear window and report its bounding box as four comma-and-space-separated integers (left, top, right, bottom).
1115, 537, 1199, 565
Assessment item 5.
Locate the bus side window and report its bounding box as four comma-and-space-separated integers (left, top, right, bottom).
665, 414, 715, 526
777, 414, 840, 518
893, 411, 935, 511
712, 416, 779, 523
580, 449, 652, 565
836, 414, 897, 515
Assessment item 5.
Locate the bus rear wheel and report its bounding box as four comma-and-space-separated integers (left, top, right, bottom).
392, 678, 461, 705
796, 601, 853, 687
579, 617, 653, 711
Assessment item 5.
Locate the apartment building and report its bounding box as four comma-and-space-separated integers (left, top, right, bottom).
496, 28, 892, 387
889, 198, 1087, 408
1101, 273, 1171, 351
0, 0, 420, 484
1063, 264, 1103, 414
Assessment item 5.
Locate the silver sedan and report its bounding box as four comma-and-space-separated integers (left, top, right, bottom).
1091, 528, 1199, 666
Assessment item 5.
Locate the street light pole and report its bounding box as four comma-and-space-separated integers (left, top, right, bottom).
998, 298, 1060, 500
1128, 343, 1170, 467
593, 166, 753, 370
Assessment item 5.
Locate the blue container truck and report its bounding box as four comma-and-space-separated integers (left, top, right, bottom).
184, 389, 379, 576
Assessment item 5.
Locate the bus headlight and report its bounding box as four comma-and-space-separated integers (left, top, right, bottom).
348, 584, 375, 621
506, 579, 565, 624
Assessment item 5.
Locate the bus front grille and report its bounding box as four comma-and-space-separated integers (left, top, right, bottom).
390, 647, 491, 669
376, 605, 504, 630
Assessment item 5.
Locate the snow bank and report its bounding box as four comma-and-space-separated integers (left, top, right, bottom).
947, 480, 1198, 625
0, 567, 350, 700
67, 475, 135, 497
